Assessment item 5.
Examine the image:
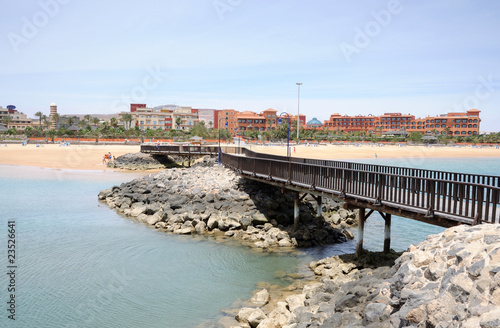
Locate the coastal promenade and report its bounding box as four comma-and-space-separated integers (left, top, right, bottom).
141, 144, 500, 256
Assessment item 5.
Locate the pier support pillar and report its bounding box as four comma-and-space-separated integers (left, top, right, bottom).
383, 213, 392, 253
316, 196, 323, 226
294, 192, 300, 230
356, 207, 366, 258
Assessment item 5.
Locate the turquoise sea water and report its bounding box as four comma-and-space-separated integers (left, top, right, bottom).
0, 157, 499, 327
0, 166, 305, 328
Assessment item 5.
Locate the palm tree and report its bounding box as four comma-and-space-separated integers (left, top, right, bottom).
109, 117, 119, 129
91, 117, 100, 128
43, 117, 51, 130
78, 120, 87, 130
84, 115, 91, 123
175, 117, 182, 130
66, 116, 75, 128
35, 111, 43, 129
120, 113, 133, 130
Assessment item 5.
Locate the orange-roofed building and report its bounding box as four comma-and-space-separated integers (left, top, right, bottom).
324, 110, 481, 136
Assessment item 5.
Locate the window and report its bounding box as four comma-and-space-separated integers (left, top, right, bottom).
473, 119, 478, 123
441, 124, 446, 128
462, 124, 467, 128
468, 124, 472, 128
461, 131, 467, 135
473, 124, 477, 128
455, 125, 460, 128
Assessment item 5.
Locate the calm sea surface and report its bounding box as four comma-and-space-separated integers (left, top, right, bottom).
0, 157, 498, 327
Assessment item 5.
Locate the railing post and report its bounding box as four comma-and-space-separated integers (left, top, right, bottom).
426, 179, 435, 217
474, 187, 484, 225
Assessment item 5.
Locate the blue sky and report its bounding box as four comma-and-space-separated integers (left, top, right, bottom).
1, 0, 500, 130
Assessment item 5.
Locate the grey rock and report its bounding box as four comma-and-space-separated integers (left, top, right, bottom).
247, 308, 267, 328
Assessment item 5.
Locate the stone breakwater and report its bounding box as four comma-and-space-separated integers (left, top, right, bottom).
230, 224, 500, 328
98, 165, 356, 249
107, 152, 179, 170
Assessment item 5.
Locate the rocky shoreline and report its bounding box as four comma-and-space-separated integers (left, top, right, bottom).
224, 224, 500, 328
99, 157, 357, 250
107, 152, 179, 170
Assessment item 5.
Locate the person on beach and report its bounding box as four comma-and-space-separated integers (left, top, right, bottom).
102, 154, 107, 164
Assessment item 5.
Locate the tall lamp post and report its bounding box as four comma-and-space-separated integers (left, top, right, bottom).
296, 82, 302, 142
278, 112, 291, 157
218, 117, 228, 164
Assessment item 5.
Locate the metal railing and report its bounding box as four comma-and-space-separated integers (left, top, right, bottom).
242, 149, 500, 188
141, 145, 239, 155
222, 152, 500, 225
139, 144, 499, 224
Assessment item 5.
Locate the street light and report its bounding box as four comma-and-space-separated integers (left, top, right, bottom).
296, 82, 302, 142
218, 117, 228, 164
278, 112, 291, 157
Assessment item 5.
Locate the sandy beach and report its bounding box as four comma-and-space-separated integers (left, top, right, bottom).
0, 143, 499, 171
0, 144, 141, 171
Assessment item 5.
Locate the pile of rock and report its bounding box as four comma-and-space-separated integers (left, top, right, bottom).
388, 224, 500, 327
107, 152, 177, 170
98, 165, 356, 249
231, 224, 499, 328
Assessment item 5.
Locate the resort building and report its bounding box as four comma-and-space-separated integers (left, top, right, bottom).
214, 108, 306, 136
324, 109, 481, 136
121, 104, 199, 131
173, 106, 199, 130
0, 106, 34, 130
306, 117, 323, 129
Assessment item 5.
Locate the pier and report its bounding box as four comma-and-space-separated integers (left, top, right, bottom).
141, 145, 500, 256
